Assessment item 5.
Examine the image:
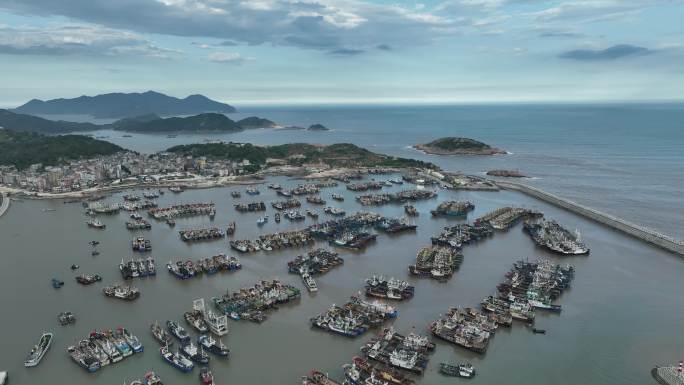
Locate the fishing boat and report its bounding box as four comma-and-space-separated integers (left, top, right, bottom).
166, 320, 191, 343
301, 272, 318, 292
332, 194, 344, 201
246, 187, 260, 195
306, 210, 319, 219
303, 370, 344, 385
75, 274, 102, 285
193, 298, 229, 336
184, 310, 209, 333
150, 322, 174, 346
274, 212, 281, 222
83, 339, 109, 367
257, 216, 268, 226
58, 311, 76, 326
180, 341, 210, 364
230, 191, 241, 198
118, 327, 144, 353
108, 329, 133, 357
51, 278, 64, 289
86, 219, 106, 229
24, 332, 53, 367
532, 328, 546, 334
103, 284, 140, 301
160, 345, 194, 373
143, 372, 163, 385
200, 367, 214, 385
198, 335, 229, 357
67, 345, 101, 372
439, 362, 476, 378
169, 186, 184, 193
90, 332, 122, 363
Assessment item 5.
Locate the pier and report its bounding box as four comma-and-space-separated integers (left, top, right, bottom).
496, 181, 684, 256
0, 193, 9, 218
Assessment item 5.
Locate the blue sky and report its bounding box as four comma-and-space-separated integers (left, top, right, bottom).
0, 0, 683, 106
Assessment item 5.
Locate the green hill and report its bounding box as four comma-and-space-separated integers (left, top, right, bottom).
0, 130, 123, 170
415, 137, 505, 155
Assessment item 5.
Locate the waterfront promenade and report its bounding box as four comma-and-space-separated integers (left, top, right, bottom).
0, 193, 9, 218
496, 181, 684, 256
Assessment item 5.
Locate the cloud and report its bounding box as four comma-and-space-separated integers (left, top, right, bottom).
376, 44, 391, 51
528, 0, 670, 24
538, 30, 584, 39
209, 51, 251, 64
0, 0, 503, 52
559, 44, 653, 61
0, 24, 176, 57
329, 48, 365, 56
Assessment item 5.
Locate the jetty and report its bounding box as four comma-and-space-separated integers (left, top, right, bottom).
0, 193, 9, 218
496, 181, 684, 256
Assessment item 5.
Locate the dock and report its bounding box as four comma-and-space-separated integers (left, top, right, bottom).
496, 181, 684, 256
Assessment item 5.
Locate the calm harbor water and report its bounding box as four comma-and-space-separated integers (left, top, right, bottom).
1, 176, 683, 384
66, 103, 684, 240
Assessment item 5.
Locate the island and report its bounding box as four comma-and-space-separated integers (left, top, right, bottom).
13, 90, 236, 119
307, 123, 329, 131
236, 117, 277, 129
414, 137, 506, 155
486, 169, 526, 178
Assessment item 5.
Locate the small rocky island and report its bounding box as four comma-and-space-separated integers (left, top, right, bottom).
486, 169, 526, 178
307, 123, 329, 131
414, 137, 506, 155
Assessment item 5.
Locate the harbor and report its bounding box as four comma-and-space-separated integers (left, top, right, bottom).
0, 176, 682, 385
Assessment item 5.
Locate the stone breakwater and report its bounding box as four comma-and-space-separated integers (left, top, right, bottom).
0, 193, 9, 218
496, 181, 684, 256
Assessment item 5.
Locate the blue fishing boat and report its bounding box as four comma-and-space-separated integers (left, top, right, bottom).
166, 320, 191, 343
160, 345, 194, 373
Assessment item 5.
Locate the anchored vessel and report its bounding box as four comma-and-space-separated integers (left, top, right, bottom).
365, 276, 414, 300
24, 332, 53, 367
103, 284, 140, 301
523, 218, 590, 255
430, 200, 474, 217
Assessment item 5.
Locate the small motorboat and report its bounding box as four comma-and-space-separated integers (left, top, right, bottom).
200, 366, 214, 385
71, 264, 80, 270
532, 328, 546, 334
257, 216, 268, 226
51, 278, 65, 289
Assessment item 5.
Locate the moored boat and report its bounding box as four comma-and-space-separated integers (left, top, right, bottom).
160, 345, 194, 373
198, 335, 229, 357
24, 332, 53, 367
439, 362, 476, 378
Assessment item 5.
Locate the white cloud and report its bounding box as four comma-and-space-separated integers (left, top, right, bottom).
0, 24, 177, 57
209, 51, 252, 64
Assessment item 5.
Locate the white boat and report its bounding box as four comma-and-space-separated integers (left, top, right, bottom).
193, 299, 228, 336
301, 272, 318, 292
24, 332, 53, 367
0, 371, 7, 385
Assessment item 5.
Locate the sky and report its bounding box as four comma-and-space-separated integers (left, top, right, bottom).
0, 0, 683, 106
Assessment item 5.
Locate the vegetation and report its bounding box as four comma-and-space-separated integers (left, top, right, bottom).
0, 109, 100, 134
0, 130, 123, 170
415, 137, 505, 155
236, 116, 277, 129
111, 113, 242, 132
166, 142, 437, 170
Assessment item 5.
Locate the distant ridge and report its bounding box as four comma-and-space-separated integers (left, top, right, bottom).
13, 91, 236, 119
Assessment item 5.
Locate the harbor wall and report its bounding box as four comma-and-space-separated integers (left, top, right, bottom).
496, 181, 684, 256
0, 193, 9, 218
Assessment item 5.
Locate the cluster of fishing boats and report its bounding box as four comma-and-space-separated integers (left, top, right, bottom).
361, 327, 434, 374
103, 284, 140, 301
408, 246, 463, 280
67, 327, 143, 372
233, 201, 266, 212
324, 206, 346, 216
346, 181, 385, 191
429, 307, 495, 354
356, 189, 437, 206
475, 206, 542, 230
288, 248, 344, 292
306, 195, 326, 205
229, 230, 314, 253
430, 200, 474, 217
126, 218, 152, 230
148, 202, 216, 220
524, 218, 590, 255
58, 311, 76, 326
374, 217, 417, 234
330, 231, 377, 250
119, 257, 156, 279
431, 223, 493, 249
365, 276, 414, 300
212, 280, 301, 323
179, 227, 225, 242
497, 258, 575, 313
311, 296, 397, 337
167, 255, 242, 279
272, 199, 302, 210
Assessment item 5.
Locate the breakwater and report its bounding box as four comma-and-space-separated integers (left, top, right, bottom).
0, 193, 9, 218
496, 181, 684, 256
